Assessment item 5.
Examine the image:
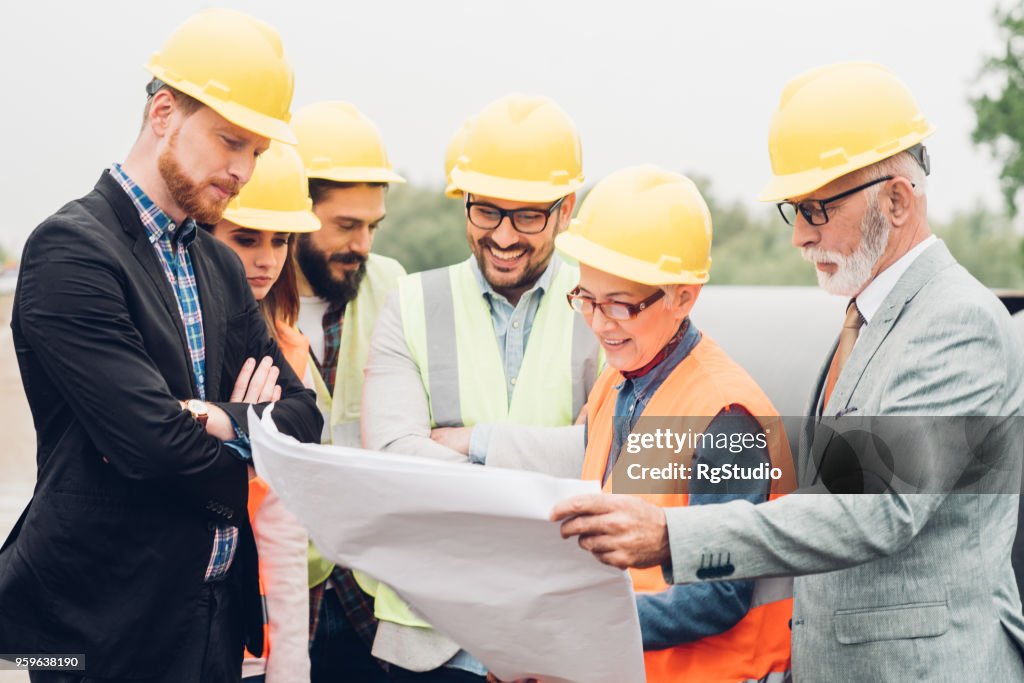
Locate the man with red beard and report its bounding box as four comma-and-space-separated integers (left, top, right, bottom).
0, 10, 322, 682
361, 94, 602, 682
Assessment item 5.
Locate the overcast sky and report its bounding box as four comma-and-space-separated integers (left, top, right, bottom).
0, 0, 1009, 255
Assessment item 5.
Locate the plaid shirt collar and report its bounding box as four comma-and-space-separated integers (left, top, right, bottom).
109, 163, 198, 248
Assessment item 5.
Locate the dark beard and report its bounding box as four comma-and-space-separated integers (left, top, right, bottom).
295, 234, 367, 307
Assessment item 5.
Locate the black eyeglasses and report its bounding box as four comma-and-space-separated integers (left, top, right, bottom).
566, 286, 665, 321
776, 176, 894, 226
465, 196, 565, 234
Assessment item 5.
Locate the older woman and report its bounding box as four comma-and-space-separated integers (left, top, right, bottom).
207, 142, 321, 683
554, 165, 794, 683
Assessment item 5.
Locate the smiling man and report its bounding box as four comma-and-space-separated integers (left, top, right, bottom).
361, 93, 602, 682
553, 62, 1024, 682
0, 9, 323, 683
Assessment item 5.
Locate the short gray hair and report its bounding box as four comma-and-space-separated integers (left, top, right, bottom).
860, 149, 928, 198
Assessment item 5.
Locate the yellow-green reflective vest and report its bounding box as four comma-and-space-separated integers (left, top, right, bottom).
307, 253, 405, 590
372, 256, 601, 628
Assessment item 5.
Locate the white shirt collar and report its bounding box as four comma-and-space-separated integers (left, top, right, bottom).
856, 235, 937, 324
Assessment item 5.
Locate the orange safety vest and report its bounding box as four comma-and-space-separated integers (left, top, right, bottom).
583, 334, 794, 683
244, 478, 271, 661
243, 320, 309, 662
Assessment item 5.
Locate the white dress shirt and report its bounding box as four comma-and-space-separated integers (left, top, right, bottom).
855, 235, 937, 332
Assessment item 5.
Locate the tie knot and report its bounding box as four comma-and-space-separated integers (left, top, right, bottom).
844, 301, 864, 330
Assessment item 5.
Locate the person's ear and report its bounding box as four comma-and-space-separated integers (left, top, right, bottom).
147, 89, 177, 138
667, 285, 700, 321
886, 177, 915, 227
556, 193, 577, 232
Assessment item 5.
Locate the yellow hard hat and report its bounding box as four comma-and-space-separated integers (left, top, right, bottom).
450, 94, 584, 203
145, 9, 296, 144
557, 165, 711, 285
444, 119, 472, 198
291, 101, 405, 184
759, 61, 935, 201
222, 143, 320, 233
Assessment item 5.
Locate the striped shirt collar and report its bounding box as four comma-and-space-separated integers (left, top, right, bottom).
108, 163, 198, 247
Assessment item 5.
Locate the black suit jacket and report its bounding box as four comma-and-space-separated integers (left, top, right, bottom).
0, 172, 323, 678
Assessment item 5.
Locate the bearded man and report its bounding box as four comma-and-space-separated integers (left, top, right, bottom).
0, 10, 322, 683
360, 93, 602, 682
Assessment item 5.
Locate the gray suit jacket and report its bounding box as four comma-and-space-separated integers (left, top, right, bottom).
664, 240, 1024, 681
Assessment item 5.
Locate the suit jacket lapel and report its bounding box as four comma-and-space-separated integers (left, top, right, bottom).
191, 234, 226, 402
803, 240, 955, 485
95, 174, 193, 373
802, 340, 837, 484
826, 240, 955, 415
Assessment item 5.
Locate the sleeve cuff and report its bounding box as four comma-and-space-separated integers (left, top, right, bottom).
663, 507, 687, 584
468, 424, 491, 465
224, 414, 252, 461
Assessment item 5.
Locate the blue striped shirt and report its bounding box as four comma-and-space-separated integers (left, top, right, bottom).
109, 164, 237, 582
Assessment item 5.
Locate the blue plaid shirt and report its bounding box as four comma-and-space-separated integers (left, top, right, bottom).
109, 164, 237, 582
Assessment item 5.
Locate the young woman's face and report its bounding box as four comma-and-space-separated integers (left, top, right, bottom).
211, 221, 291, 301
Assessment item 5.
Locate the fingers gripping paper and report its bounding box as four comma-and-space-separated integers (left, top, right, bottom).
249, 408, 645, 683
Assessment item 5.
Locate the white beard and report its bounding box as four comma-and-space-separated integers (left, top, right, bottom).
802, 199, 891, 297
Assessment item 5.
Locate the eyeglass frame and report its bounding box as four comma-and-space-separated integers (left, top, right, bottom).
776, 175, 901, 227
565, 286, 666, 321
464, 195, 566, 234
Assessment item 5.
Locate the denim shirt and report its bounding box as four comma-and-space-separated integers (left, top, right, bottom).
466, 256, 560, 463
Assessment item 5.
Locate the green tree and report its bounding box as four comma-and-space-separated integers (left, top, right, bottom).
971, 2, 1024, 216
934, 203, 1024, 289
371, 183, 470, 274
690, 174, 815, 285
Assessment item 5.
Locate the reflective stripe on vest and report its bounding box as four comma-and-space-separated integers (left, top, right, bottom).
583, 334, 794, 683
372, 257, 601, 628
404, 258, 598, 428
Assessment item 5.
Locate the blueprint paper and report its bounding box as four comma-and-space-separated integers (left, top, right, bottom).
250, 407, 645, 683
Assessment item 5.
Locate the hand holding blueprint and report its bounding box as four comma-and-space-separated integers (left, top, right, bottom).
250, 407, 644, 683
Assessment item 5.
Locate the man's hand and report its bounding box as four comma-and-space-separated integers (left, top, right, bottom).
230, 356, 282, 403
550, 493, 670, 570
430, 426, 473, 455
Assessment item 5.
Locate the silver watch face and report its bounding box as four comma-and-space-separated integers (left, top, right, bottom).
187, 399, 209, 416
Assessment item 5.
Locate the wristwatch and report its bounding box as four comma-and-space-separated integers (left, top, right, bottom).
185, 399, 210, 427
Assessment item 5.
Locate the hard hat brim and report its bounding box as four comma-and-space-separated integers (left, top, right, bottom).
444, 183, 463, 199
144, 65, 298, 144
221, 207, 321, 233
556, 232, 709, 286
758, 126, 936, 202
306, 165, 406, 184
451, 167, 582, 203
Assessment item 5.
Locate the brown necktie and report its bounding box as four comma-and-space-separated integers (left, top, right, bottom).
824, 300, 864, 406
